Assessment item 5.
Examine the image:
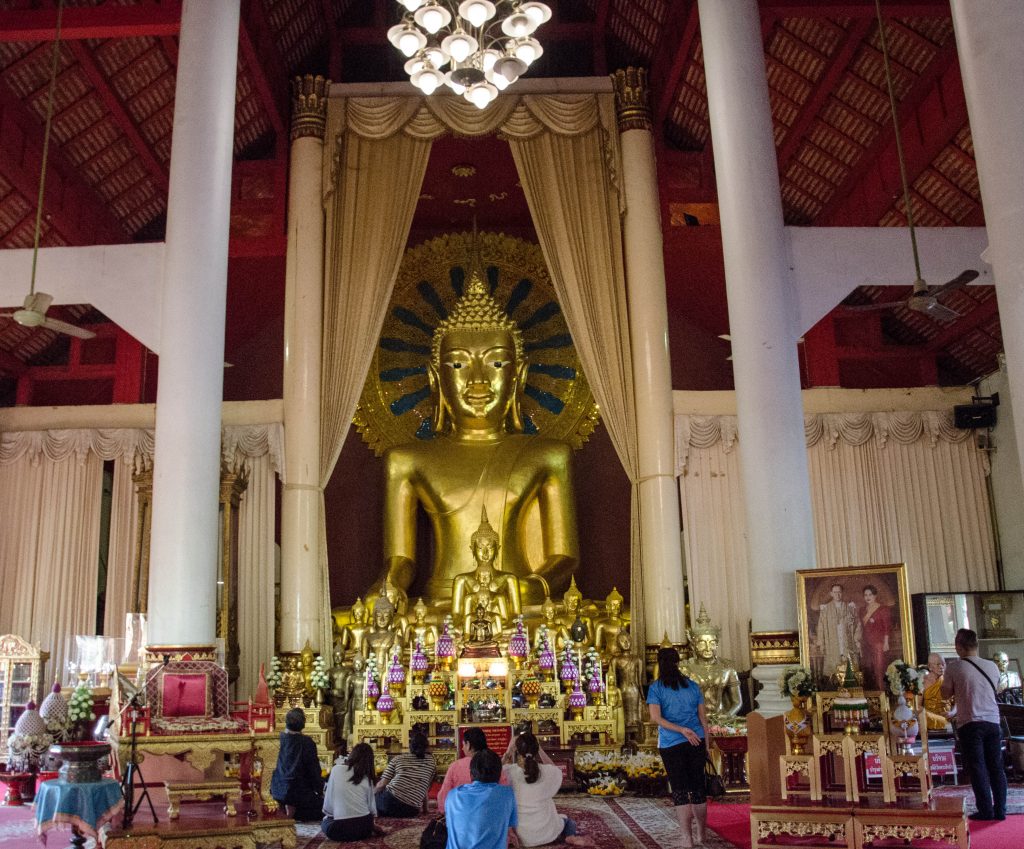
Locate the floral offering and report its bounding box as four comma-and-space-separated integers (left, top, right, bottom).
309, 654, 330, 691
779, 665, 817, 698
266, 656, 283, 690
885, 660, 923, 696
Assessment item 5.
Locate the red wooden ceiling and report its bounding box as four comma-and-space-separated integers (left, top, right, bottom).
0, 0, 1000, 405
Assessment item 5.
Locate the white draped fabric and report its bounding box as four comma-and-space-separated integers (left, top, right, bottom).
0, 423, 283, 694
675, 412, 998, 668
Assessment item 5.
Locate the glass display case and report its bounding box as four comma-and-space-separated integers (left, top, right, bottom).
0, 634, 50, 762
911, 591, 1024, 674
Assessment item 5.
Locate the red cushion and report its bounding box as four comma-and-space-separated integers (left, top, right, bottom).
161, 673, 209, 718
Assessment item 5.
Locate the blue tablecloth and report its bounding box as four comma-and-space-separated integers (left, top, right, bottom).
34, 778, 124, 842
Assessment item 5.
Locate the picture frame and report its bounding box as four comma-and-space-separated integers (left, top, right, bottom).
795, 564, 914, 691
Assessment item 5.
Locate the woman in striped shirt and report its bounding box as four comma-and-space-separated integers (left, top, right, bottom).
374, 731, 437, 817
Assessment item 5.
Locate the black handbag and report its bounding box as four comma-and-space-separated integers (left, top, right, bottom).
704, 756, 726, 800
420, 815, 447, 849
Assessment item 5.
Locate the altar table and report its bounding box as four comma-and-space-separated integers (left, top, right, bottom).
34, 777, 124, 845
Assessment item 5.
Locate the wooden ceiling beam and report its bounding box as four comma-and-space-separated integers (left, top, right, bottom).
653, 1, 699, 131
0, 347, 28, 378
761, 0, 951, 17
816, 39, 965, 225
239, 0, 288, 145
776, 18, 873, 175
0, 84, 126, 244
67, 41, 170, 194
925, 295, 999, 352
0, 2, 181, 42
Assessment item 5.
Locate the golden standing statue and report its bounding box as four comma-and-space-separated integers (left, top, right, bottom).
336, 596, 369, 661
562, 577, 591, 649
680, 605, 742, 723
377, 274, 579, 607
363, 596, 403, 672
608, 630, 644, 739
593, 587, 628, 656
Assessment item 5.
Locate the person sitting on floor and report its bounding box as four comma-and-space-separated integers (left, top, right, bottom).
375, 730, 437, 817
501, 731, 590, 847
446, 749, 519, 849
270, 707, 325, 821
322, 743, 381, 842
438, 726, 510, 813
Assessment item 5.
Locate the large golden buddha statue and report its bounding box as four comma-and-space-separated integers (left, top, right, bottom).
377, 273, 579, 608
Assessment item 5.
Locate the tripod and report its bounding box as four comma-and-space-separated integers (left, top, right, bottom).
121, 694, 158, 827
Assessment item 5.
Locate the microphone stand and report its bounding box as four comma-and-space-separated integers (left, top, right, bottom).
121, 693, 158, 827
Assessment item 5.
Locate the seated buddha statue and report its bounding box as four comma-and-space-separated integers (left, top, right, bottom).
375, 273, 580, 609
593, 587, 628, 657
535, 596, 571, 653
562, 577, 592, 650
405, 598, 439, 654
363, 596, 403, 672
452, 508, 522, 636
921, 653, 955, 731
335, 596, 369, 662
680, 604, 742, 723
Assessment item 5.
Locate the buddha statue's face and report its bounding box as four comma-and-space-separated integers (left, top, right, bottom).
692, 633, 719, 662
617, 631, 631, 653
352, 603, 366, 624
437, 328, 518, 435
542, 600, 556, 621
374, 607, 394, 629
607, 599, 622, 617
565, 593, 580, 613
472, 536, 497, 567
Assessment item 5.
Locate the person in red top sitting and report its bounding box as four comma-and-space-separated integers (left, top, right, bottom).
436, 727, 509, 813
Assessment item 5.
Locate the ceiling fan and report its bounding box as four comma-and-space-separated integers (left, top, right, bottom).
0, 0, 95, 342
841, 0, 979, 324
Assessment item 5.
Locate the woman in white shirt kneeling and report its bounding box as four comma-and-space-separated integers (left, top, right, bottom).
502, 732, 591, 846
322, 743, 378, 842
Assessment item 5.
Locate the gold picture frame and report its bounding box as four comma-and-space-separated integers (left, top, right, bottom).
796, 564, 914, 691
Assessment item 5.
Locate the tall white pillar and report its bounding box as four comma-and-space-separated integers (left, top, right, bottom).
698, 0, 815, 713
612, 69, 687, 647
147, 0, 240, 647
950, 1, 1024, 496
279, 76, 328, 654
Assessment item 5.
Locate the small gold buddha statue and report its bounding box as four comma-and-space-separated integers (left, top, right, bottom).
535, 596, 571, 652
405, 598, 439, 654
593, 587, 628, 656
363, 596, 403, 672
452, 507, 522, 636
468, 600, 498, 646
336, 596, 369, 661
562, 577, 591, 649
376, 272, 580, 608
680, 604, 741, 723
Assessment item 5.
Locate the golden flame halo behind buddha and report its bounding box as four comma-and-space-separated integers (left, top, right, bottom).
355, 231, 599, 456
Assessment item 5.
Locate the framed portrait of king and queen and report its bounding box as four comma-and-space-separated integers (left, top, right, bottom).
796, 564, 914, 691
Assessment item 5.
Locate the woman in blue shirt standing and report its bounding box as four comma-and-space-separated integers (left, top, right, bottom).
647, 647, 710, 848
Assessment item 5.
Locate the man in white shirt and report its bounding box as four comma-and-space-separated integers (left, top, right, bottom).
942, 628, 1006, 821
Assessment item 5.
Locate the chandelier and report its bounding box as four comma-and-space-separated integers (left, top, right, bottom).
387, 1, 552, 109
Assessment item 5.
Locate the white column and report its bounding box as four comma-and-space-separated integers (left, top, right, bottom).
279, 76, 328, 653
147, 0, 240, 646
698, 0, 816, 713
950, 1, 1024, 494
612, 69, 687, 646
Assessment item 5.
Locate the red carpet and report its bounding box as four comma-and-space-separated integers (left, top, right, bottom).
5, 790, 1021, 849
